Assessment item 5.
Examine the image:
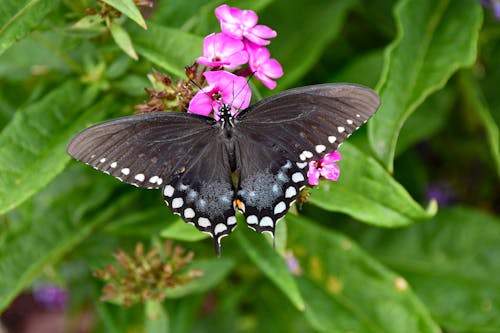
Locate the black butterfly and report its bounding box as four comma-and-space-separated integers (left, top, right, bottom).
67, 84, 380, 255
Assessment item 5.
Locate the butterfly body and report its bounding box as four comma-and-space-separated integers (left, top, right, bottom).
67, 84, 380, 255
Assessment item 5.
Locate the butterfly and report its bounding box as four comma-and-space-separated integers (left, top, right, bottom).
67, 83, 380, 255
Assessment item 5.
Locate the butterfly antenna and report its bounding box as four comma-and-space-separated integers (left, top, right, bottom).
228, 71, 256, 111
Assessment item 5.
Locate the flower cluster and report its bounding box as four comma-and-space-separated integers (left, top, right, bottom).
188, 4, 283, 119
134, 4, 341, 187
94, 241, 202, 307
307, 151, 342, 185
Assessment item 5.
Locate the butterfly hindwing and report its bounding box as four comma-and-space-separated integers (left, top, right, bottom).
161, 136, 237, 255
233, 133, 308, 236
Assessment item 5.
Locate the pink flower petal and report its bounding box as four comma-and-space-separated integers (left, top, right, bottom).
260, 58, 283, 78
238, 9, 258, 27
323, 151, 342, 164
198, 33, 247, 69
307, 162, 321, 186
189, 71, 252, 119
245, 42, 283, 89
215, 4, 276, 45
188, 91, 215, 116
321, 164, 340, 181
307, 151, 342, 185
251, 24, 277, 39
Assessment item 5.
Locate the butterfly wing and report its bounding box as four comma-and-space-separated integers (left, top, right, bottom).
234, 83, 380, 235
67, 112, 236, 254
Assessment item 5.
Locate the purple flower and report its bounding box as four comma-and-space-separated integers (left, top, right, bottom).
307, 151, 342, 186
425, 182, 456, 207
215, 5, 277, 46
188, 70, 251, 120
245, 41, 283, 89
33, 284, 68, 311
284, 250, 302, 276
481, 0, 500, 20
197, 33, 249, 70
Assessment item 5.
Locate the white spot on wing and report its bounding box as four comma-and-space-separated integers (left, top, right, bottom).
328, 136, 337, 143
198, 217, 211, 228
285, 186, 297, 198
274, 201, 286, 215
247, 215, 258, 225
149, 176, 159, 183
296, 162, 307, 169
214, 223, 227, 235
260, 216, 273, 227
110, 162, 117, 168
99, 158, 106, 163
227, 216, 237, 225
121, 168, 130, 175
347, 119, 353, 125
337, 126, 345, 133
292, 172, 305, 183
184, 208, 195, 218
163, 185, 174, 197
172, 197, 183, 209
315, 144, 326, 153
134, 174, 145, 182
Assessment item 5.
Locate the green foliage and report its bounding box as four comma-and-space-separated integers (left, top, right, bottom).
368, 0, 482, 172
0, 0, 498, 332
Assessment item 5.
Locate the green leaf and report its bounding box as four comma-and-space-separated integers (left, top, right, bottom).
261, 0, 356, 89
108, 21, 138, 60
346, 207, 500, 332
0, 0, 58, 55
161, 219, 209, 242
286, 215, 440, 333
236, 222, 306, 311
132, 22, 203, 78
102, 0, 147, 29
368, 0, 482, 172
164, 258, 235, 298
145, 301, 169, 333
329, 49, 385, 88
395, 86, 455, 156
103, 207, 176, 237
308, 142, 436, 227
0, 166, 130, 312
458, 71, 500, 179
0, 81, 113, 214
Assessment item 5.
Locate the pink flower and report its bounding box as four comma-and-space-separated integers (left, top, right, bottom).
197, 33, 249, 70
215, 5, 277, 46
188, 70, 251, 120
307, 151, 342, 186
245, 41, 283, 89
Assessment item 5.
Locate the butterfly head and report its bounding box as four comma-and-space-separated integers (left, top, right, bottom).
218, 103, 235, 124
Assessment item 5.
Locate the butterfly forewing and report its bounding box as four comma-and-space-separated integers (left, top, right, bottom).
233, 134, 307, 235
67, 112, 237, 255
236, 83, 380, 163
67, 112, 216, 188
